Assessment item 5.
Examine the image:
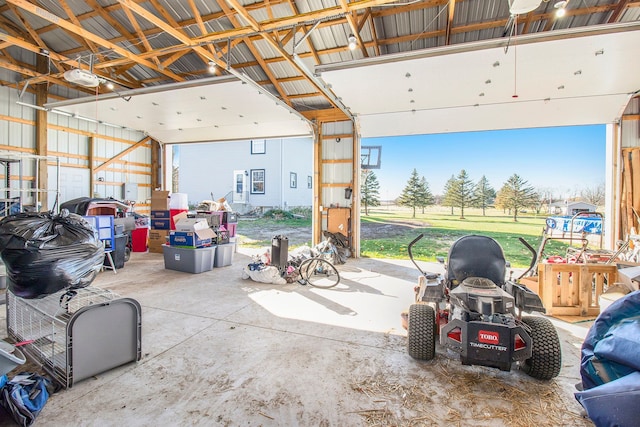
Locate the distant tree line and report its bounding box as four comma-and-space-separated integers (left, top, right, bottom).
360, 168, 604, 221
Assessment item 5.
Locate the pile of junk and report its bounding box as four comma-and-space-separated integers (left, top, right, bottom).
59, 197, 148, 269
0, 208, 110, 425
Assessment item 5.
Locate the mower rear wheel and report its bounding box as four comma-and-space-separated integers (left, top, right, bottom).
407, 303, 436, 360
520, 316, 562, 380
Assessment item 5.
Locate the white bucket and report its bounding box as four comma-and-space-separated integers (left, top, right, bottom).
170, 193, 189, 210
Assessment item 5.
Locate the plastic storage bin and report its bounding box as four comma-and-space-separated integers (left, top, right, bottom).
214, 243, 234, 267
163, 244, 215, 273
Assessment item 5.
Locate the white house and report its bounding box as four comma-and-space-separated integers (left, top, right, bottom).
177, 137, 313, 212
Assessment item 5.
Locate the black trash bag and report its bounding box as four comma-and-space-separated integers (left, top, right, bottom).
0, 210, 104, 299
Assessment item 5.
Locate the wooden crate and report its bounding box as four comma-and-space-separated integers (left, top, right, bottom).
538, 263, 618, 316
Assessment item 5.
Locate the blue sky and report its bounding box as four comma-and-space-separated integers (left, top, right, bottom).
362, 124, 606, 201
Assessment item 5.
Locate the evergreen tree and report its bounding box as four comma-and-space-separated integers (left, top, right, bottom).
501, 174, 538, 221
450, 169, 476, 219
442, 174, 457, 215
360, 170, 380, 216
474, 175, 495, 216
398, 169, 423, 218
417, 176, 435, 214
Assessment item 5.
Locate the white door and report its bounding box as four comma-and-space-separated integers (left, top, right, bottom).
48, 166, 90, 211
233, 170, 247, 204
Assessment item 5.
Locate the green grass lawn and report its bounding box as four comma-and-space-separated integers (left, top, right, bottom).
360, 207, 570, 268
239, 206, 575, 268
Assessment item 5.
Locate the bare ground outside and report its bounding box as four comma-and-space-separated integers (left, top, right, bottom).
236, 218, 426, 248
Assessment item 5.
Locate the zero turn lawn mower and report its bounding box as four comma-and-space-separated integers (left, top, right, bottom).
404, 234, 562, 380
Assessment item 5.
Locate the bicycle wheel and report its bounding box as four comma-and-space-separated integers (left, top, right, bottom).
301, 258, 340, 289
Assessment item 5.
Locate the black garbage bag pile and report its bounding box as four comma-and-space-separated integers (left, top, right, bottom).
0, 211, 104, 299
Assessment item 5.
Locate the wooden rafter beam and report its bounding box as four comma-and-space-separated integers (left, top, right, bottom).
117, 0, 194, 47
521, 11, 535, 35
0, 33, 135, 90
364, 9, 381, 56
608, 0, 630, 23
120, 6, 160, 67
187, 0, 220, 64
5, 3, 48, 51
217, 0, 292, 105
6, 0, 185, 82
195, 0, 401, 44
59, 0, 101, 56
445, 0, 456, 46
225, 0, 342, 109
339, 0, 368, 57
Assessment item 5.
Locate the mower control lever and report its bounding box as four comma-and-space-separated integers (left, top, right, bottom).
408, 233, 440, 279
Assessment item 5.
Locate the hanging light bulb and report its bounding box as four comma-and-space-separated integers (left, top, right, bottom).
554, 1, 568, 17
347, 34, 357, 51
105, 81, 114, 90
207, 61, 217, 73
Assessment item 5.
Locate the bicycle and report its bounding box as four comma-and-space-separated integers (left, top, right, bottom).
281, 253, 341, 289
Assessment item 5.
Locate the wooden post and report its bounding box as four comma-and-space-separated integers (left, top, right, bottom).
623, 151, 634, 234
35, 53, 48, 211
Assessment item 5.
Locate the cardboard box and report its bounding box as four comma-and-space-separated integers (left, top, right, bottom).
151, 191, 170, 210
169, 231, 212, 248
616, 265, 640, 292
175, 217, 210, 233
151, 210, 171, 219
151, 219, 170, 230
149, 230, 169, 253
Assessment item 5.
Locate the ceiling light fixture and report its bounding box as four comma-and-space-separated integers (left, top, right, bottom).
347, 34, 357, 51
508, 0, 543, 14
554, 1, 568, 17
105, 81, 114, 90
207, 61, 216, 73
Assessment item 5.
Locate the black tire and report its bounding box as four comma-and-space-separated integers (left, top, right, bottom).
124, 247, 131, 262
520, 316, 562, 380
407, 303, 436, 360
301, 258, 340, 289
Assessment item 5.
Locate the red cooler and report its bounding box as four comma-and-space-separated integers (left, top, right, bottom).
131, 228, 149, 252
170, 209, 188, 229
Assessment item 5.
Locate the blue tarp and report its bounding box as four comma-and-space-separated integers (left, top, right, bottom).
545, 216, 602, 235
575, 291, 640, 427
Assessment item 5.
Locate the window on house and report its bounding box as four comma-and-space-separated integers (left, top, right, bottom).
290, 172, 297, 188
251, 169, 265, 194
251, 139, 266, 154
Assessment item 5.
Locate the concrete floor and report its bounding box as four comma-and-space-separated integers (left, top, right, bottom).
0, 248, 594, 426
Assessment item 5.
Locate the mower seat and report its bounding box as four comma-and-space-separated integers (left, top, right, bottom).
446, 235, 506, 288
